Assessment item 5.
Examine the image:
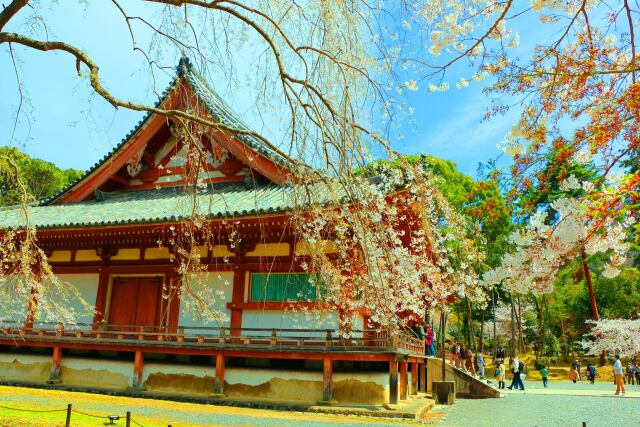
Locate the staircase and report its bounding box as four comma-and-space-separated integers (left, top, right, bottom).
426, 357, 501, 398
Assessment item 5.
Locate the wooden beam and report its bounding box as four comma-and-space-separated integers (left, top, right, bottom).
389, 360, 398, 405
133, 350, 144, 389
411, 362, 418, 395
419, 361, 427, 392
322, 355, 333, 402
108, 174, 130, 186
214, 352, 225, 394
400, 361, 408, 400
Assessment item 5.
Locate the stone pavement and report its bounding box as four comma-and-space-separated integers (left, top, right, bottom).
431, 380, 640, 427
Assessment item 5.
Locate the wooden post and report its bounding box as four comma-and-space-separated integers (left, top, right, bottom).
50, 345, 62, 382
389, 360, 398, 404
419, 360, 427, 392
400, 361, 408, 400
214, 352, 225, 394
322, 355, 333, 402
126, 411, 131, 427
410, 362, 418, 395
133, 350, 144, 389
65, 404, 71, 427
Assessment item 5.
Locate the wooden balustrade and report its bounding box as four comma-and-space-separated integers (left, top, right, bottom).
0, 320, 425, 356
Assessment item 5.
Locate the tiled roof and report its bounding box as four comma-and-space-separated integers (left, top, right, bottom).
43, 57, 295, 205
0, 182, 338, 230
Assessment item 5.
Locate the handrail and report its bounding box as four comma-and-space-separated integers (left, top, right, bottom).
0, 319, 424, 356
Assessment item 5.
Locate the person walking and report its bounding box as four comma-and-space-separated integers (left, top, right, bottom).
626, 361, 635, 385
569, 366, 579, 383
507, 353, 525, 390
459, 343, 468, 372
465, 346, 477, 376
449, 340, 460, 368
477, 351, 486, 380
613, 354, 626, 396
496, 359, 506, 389
635, 361, 640, 386
587, 361, 596, 384
539, 365, 549, 388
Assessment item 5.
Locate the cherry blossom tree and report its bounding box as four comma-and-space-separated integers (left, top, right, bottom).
584, 318, 640, 357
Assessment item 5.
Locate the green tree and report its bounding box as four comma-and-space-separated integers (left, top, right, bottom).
0, 147, 83, 206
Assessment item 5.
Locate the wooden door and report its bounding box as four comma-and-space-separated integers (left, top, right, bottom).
109, 277, 162, 331
108, 278, 138, 329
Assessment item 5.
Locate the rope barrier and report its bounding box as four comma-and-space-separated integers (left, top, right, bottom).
0, 402, 148, 426
71, 408, 112, 419
0, 404, 66, 413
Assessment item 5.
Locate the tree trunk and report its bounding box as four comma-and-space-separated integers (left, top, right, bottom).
479, 309, 485, 352
510, 293, 516, 356
466, 298, 476, 352
517, 294, 525, 353
580, 245, 599, 321
535, 295, 546, 359
440, 310, 446, 380
492, 289, 497, 359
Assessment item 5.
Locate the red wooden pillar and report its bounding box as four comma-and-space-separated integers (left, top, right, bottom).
230, 266, 245, 336
50, 345, 62, 382
214, 352, 225, 394
389, 360, 398, 404
93, 272, 110, 327
419, 360, 427, 392
133, 350, 144, 389
411, 362, 418, 395
400, 361, 408, 400
323, 355, 333, 402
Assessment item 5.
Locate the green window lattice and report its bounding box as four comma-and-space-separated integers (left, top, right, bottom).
249, 273, 320, 302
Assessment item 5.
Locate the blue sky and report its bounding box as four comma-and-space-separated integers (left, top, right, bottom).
0, 3, 526, 179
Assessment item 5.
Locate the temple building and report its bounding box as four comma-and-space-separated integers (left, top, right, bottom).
0, 58, 425, 405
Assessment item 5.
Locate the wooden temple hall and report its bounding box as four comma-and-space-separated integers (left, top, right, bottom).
0, 58, 426, 405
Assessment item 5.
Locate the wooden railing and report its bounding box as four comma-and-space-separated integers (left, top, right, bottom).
0, 320, 425, 356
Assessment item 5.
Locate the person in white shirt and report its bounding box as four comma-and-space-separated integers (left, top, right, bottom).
613, 354, 625, 396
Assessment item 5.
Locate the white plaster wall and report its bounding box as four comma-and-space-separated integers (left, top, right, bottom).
0, 353, 50, 365
241, 310, 339, 337
178, 272, 233, 330
141, 362, 212, 384
36, 274, 100, 329
62, 356, 134, 380
226, 367, 322, 385
334, 371, 387, 389
141, 363, 387, 388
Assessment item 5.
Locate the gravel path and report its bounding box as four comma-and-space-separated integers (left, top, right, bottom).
434, 380, 640, 427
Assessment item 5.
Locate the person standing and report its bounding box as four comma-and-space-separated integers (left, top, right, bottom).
425, 324, 435, 357
613, 354, 626, 396
635, 361, 640, 386
496, 359, 506, 389
539, 365, 549, 388
459, 343, 468, 372
497, 345, 506, 360
477, 351, 486, 380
